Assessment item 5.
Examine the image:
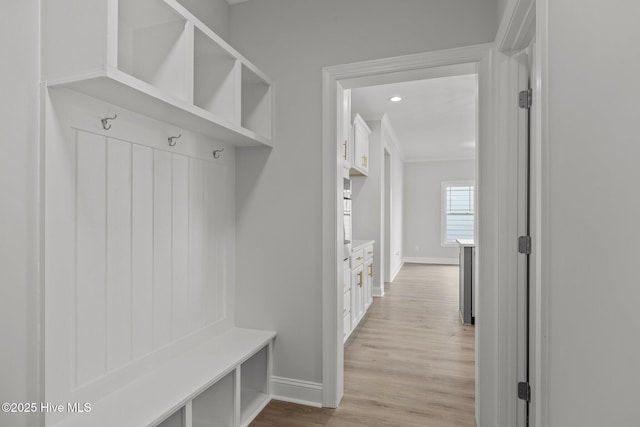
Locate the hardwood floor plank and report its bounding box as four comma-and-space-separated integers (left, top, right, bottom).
251, 263, 476, 427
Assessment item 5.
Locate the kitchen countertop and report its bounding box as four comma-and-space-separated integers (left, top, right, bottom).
351, 240, 375, 252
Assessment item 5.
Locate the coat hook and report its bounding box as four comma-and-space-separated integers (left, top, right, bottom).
101, 114, 117, 130
168, 134, 182, 147
213, 149, 224, 159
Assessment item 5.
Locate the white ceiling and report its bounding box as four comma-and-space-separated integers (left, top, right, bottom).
351, 74, 477, 161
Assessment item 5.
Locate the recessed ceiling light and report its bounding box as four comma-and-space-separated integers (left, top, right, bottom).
389, 96, 402, 102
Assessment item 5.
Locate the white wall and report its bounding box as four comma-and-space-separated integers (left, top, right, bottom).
176, 0, 230, 40
0, 1, 40, 426
543, 1, 640, 425
403, 159, 475, 263
229, 0, 497, 390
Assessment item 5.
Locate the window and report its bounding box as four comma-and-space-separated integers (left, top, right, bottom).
442, 181, 475, 246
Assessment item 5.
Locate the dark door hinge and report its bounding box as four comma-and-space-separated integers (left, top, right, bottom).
518, 235, 532, 255
518, 382, 531, 402
519, 88, 532, 109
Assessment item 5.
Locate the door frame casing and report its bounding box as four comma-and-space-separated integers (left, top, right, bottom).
321, 43, 503, 426
495, 1, 548, 426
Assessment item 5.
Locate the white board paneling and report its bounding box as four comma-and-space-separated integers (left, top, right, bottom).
153, 150, 173, 350
76, 131, 107, 386
188, 158, 205, 330
45, 91, 235, 416
171, 154, 190, 340
131, 145, 154, 360
203, 162, 225, 324
106, 139, 133, 371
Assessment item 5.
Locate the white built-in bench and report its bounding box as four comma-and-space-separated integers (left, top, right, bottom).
52, 328, 276, 427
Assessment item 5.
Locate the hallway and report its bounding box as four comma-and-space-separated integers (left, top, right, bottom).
251, 263, 476, 427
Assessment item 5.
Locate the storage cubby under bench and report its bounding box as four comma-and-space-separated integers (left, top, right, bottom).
52, 328, 275, 427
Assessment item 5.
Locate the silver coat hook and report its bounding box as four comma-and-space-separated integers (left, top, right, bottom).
101, 114, 117, 130
168, 134, 182, 147
213, 149, 224, 159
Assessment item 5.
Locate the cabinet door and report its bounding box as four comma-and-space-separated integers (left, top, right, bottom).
352, 114, 370, 175
364, 259, 373, 309
351, 265, 364, 328
342, 89, 352, 165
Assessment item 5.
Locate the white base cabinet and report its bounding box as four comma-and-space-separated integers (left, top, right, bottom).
342, 259, 352, 341
344, 241, 375, 341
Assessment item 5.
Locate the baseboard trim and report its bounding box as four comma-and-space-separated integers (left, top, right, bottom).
373, 287, 384, 297
403, 256, 459, 265
390, 261, 404, 281
271, 376, 323, 408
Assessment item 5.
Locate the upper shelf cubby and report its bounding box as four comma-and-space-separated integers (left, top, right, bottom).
42, 0, 273, 147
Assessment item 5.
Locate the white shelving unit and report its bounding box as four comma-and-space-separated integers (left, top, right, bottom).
42, 2, 277, 426
42, 0, 273, 147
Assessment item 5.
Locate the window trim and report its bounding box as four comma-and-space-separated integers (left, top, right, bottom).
441, 180, 475, 248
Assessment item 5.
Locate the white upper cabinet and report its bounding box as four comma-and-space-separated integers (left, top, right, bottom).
341, 89, 353, 167
42, 0, 273, 147
351, 114, 371, 176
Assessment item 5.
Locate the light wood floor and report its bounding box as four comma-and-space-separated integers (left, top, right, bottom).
250, 263, 476, 427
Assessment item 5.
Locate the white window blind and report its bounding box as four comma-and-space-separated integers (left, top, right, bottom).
442, 183, 474, 244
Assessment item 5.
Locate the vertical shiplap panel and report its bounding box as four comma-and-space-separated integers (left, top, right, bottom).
105, 139, 132, 370
45, 125, 77, 403
188, 158, 204, 330
203, 161, 225, 325
131, 145, 154, 360
76, 131, 107, 386
171, 154, 189, 340
215, 165, 227, 320
153, 150, 173, 349
202, 161, 216, 326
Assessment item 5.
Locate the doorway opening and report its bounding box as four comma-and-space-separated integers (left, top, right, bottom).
322, 44, 496, 424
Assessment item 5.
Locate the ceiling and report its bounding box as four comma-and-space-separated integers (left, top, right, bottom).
351, 74, 477, 161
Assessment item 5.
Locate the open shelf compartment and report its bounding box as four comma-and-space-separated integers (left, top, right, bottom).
240, 345, 270, 426
194, 27, 239, 124
192, 371, 236, 427
156, 406, 186, 427
118, 0, 190, 102
241, 64, 272, 140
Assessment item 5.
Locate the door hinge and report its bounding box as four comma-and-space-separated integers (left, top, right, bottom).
518, 382, 531, 402
519, 88, 532, 109
518, 235, 532, 255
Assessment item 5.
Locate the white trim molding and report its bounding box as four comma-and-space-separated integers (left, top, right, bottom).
495, 0, 536, 53
404, 257, 459, 265
271, 376, 323, 408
